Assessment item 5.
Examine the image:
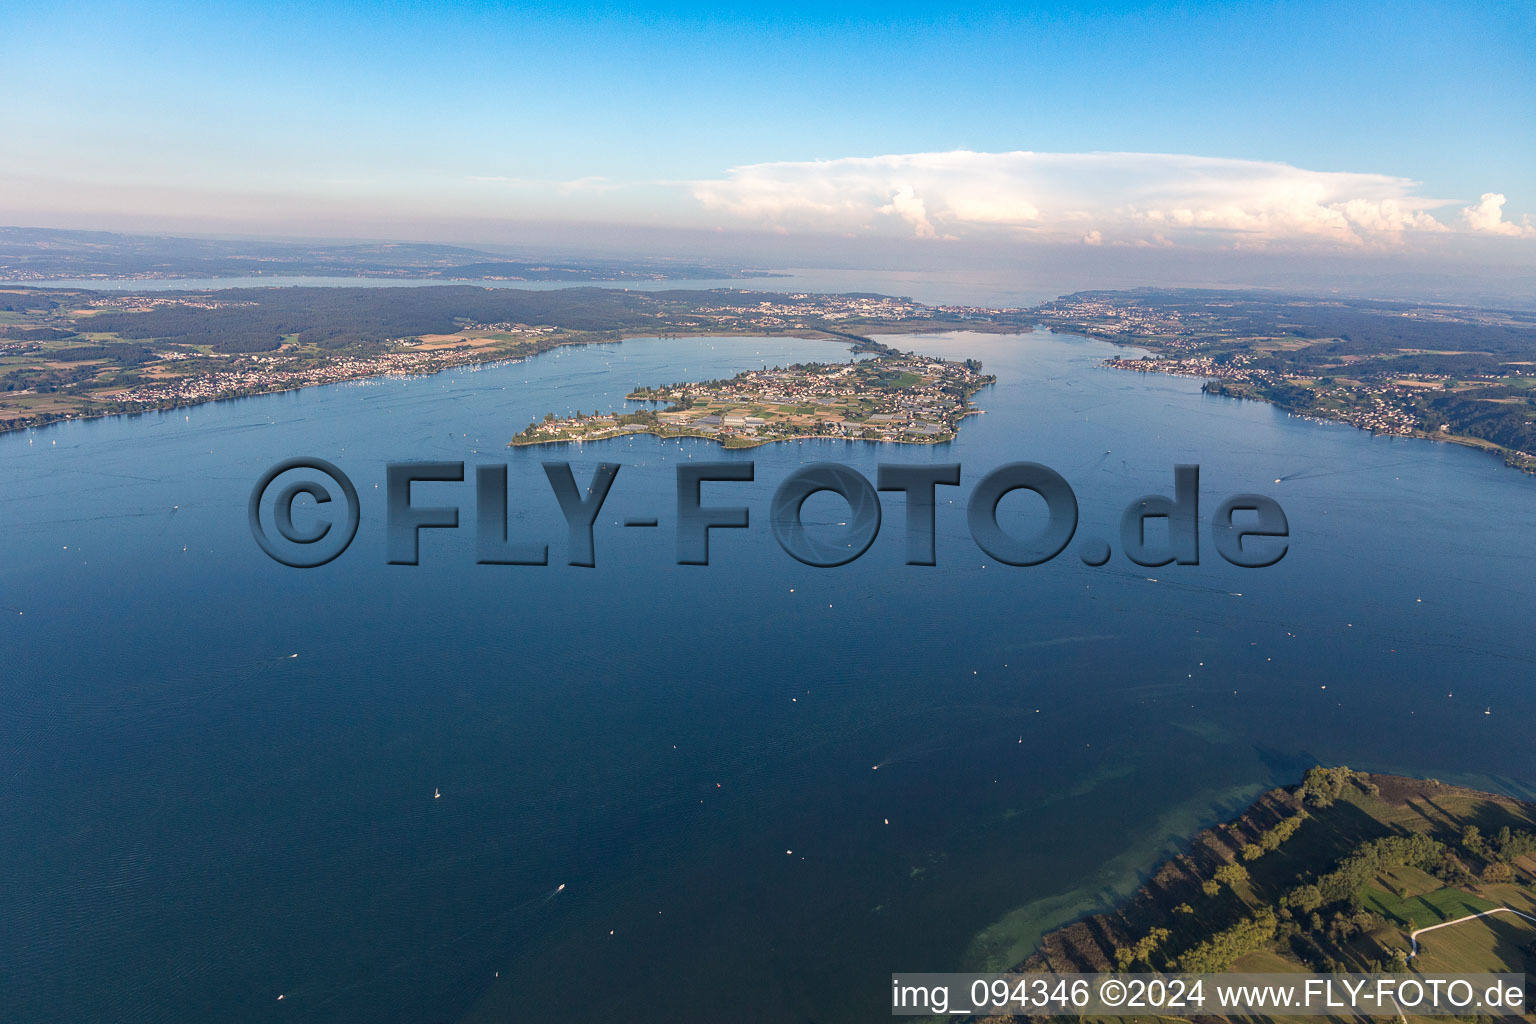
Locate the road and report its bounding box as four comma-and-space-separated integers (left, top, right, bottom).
1408, 906, 1536, 957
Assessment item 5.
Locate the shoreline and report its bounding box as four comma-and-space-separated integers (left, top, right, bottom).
15, 315, 1533, 481
0, 323, 1001, 439
508, 426, 971, 449
971, 768, 1536, 1015
509, 379, 990, 449
1081, 329, 1536, 474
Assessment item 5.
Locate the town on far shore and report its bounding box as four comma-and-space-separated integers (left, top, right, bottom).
1034, 288, 1536, 471
509, 350, 995, 448
0, 284, 1026, 434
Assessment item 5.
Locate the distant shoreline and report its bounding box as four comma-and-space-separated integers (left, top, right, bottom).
0, 323, 1003, 438
1102, 353, 1536, 474
0, 270, 791, 286
0, 323, 983, 436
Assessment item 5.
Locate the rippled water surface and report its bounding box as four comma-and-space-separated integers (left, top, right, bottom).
3, 328, 1533, 1023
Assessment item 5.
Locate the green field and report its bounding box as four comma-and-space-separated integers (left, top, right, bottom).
1361, 883, 1495, 928
1413, 903, 1536, 974
1012, 769, 1536, 994
0, 284, 1020, 433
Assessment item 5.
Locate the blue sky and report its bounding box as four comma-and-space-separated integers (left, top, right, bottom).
2, 1, 1533, 259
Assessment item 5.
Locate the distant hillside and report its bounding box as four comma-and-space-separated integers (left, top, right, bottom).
0, 227, 772, 282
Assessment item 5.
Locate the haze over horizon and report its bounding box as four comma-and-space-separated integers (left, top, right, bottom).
9, 6, 1536, 1022
3, 1, 1533, 294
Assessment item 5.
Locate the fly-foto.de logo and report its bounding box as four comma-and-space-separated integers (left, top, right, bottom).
248, 459, 1289, 570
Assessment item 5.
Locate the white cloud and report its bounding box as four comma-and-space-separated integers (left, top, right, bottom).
878, 183, 938, 238
1461, 192, 1535, 237
688, 150, 1507, 247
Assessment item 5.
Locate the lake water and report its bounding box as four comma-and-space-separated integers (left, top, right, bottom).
2, 325, 1534, 1024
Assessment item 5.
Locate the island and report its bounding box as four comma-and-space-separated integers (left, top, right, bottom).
16, 276, 1536, 470
1033, 288, 1536, 472
976, 767, 1536, 1021
509, 348, 995, 447
0, 284, 1029, 433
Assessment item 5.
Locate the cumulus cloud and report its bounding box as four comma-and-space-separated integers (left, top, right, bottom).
1461, 192, 1535, 237
878, 183, 938, 238
688, 150, 1505, 247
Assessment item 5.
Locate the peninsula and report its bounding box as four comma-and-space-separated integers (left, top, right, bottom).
509, 349, 994, 447
977, 767, 1536, 1022
1032, 288, 1536, 472
0, 284, 1028, 433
